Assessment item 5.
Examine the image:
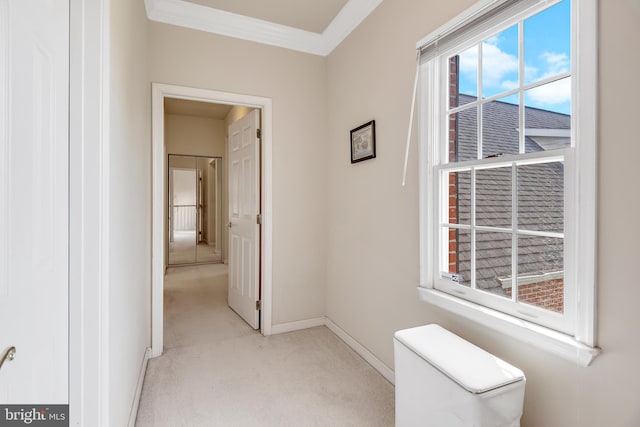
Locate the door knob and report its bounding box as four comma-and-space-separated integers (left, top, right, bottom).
227, 222, 233, 228
0, 346, 16, 370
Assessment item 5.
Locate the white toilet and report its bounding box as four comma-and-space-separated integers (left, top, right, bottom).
394, 324, 525, 427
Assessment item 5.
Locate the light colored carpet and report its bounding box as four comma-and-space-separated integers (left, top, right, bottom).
135, 264, 395, 427
169, 231, 222, 265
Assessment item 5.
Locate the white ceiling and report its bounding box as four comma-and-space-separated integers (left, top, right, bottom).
144, 0, 384, 56
183, 0, 349, 33
165, 98, 232, 120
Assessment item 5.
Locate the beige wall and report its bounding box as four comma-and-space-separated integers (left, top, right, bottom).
108, 0, 151, 425
165, 114, 226, 157
326, 0, 640, 426
149, 22, 328, 324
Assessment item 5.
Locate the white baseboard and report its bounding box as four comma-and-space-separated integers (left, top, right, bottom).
128, 347, 152, 427
270, 317, 326, 334
325, 318, 395, 385
270, 316, 395, 385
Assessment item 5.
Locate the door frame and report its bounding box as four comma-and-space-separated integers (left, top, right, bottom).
69, 0, 110, 424
151, 83, 273, 357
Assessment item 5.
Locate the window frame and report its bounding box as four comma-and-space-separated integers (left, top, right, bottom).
417, 0, 599, 366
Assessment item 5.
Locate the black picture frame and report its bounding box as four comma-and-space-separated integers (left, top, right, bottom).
350, 120, 376, 163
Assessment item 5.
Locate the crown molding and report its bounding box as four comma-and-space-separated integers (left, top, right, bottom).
144, 0, 383, 56
322, 0, 383, 54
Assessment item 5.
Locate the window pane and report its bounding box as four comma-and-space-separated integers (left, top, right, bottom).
517, 162, 564, 233
442, 227, 471, 286
482, 25, 519, 99
524, 77, 572, 152
446, 170, 471, 225
476, 166, 512, 228
450, 45, 478, 107
517, 234, 564, 313
524, 0, 571, 85
475, 230, 511, 299
449, 107, 477, 162
482, 95, 520, 156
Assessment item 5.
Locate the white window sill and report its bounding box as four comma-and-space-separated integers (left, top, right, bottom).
417, 287, 600, 367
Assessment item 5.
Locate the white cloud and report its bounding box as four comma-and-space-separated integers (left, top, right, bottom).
485, 35, 500, 45
501, 80, 518, 91
526, 51, 571, 107
525, 51, 569, 82
539, 52, 569, 76
456, 40, 570, 108
481, 42, 519, 87
458, 46, 478, 76
458, 38, 518, 90
524, 64, 539, 81
527, 76, 571, 106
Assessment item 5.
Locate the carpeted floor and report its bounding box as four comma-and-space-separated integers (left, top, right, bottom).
169, 230, 222, 265
135, 264, 395, 427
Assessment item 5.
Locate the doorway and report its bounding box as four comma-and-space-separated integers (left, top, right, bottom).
151, 83, 274, 357
168, 155, 224, 265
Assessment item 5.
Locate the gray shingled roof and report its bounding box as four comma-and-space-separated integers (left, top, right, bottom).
452, 94, 568, 293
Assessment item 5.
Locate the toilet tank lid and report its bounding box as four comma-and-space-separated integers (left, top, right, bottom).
394, 324, 525, 394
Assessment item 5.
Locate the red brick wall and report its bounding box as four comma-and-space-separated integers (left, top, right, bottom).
505, 279, 564, 313
448, 228, 457, 273
448, 56, 459, 274
448, 56, 459, 163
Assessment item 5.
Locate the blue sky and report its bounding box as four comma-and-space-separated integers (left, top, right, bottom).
456, 0, 571, 115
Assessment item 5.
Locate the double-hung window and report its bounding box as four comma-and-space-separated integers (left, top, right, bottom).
417, 0, 598, 365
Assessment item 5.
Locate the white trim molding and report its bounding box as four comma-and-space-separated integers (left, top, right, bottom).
325, 319, 395, 385
127, 348, 152, 427
270, 317, 326, 335
151, 83, 274, 357
572, 0, 598, 349
144, 0, 383, 56
418, 288, 600, 367
69, 0, 110, 425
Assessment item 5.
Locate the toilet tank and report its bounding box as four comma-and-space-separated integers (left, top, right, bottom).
394, 324, 525, 427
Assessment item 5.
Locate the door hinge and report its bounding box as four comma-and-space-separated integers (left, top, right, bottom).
256, 300, 262, 311
256, 128, 262, 139
256, 213, 262, 225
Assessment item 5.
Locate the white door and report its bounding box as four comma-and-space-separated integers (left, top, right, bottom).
0, 0, 69, 403
228, 110, 260, 329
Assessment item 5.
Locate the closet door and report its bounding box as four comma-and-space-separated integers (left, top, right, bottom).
0, 0, 69, 403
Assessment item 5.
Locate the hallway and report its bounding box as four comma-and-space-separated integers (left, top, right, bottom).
135, 264, 395, 426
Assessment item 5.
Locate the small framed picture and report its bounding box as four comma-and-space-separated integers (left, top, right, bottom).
350, 120, 376, 163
